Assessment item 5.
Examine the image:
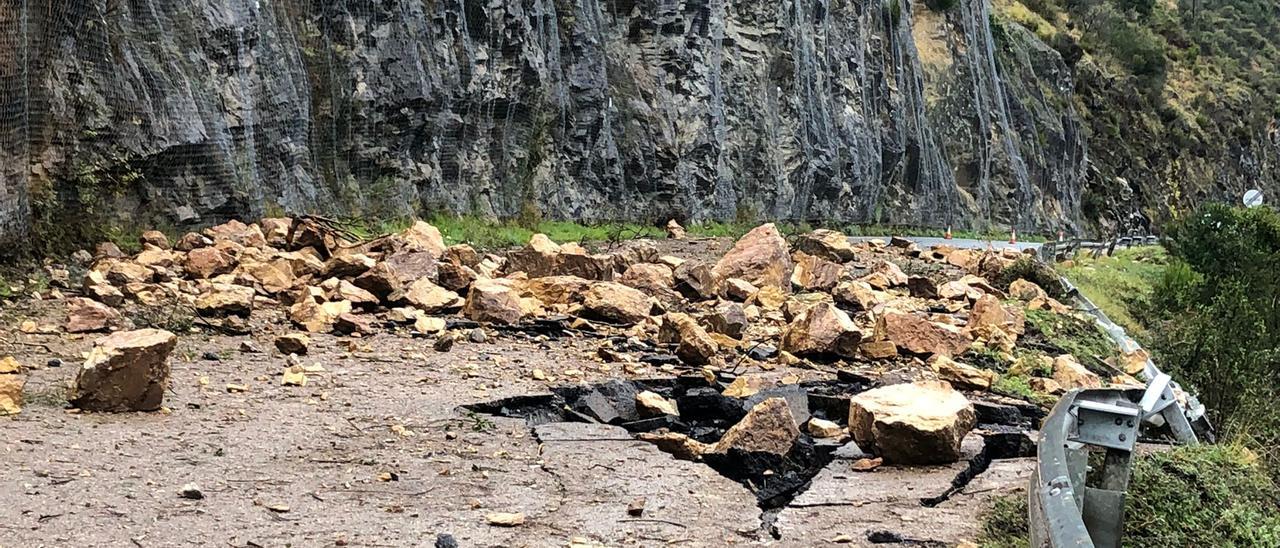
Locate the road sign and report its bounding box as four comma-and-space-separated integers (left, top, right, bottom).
1244, 189, 1264, 208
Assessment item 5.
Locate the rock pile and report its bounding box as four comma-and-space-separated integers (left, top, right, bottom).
59, 218, 1112, 462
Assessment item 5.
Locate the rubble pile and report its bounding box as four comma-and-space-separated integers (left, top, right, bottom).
39, 218, 1120, 465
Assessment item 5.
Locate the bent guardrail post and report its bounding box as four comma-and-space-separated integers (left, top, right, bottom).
1031, 247, 1208, 547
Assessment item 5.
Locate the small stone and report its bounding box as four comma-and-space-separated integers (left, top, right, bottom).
414, 316, 447, 335
795, 229, 858, 262
722, 375, 766, 399
433, 333, 456, 353
635, 391, 679, 417
239, 341, 262, 354
637, 432, 712, 461
486, 512, 526, 527
665, 219, 686, 240
807, 418, 845, 438
468, 328, 488, 343
194, 284, 255, 317
435, 533, 459, 548
185, 247, 236, 279
0, 356, 19, 374
850, 457, 884, 472
723, 278, 759, 302
405, 278, 464, 313
275, 334, 311, 355
673, 261, 719, 301
1030, 377, 1065, 395
281, 365, 307, 387
179, 483, 204, 500
790, 252, 842, 292
627, 498, 647, 517
860, 340, 898, 360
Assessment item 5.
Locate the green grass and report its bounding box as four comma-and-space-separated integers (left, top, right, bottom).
978, 495, 1030, 548
979, 445, 1280, 548
1058, 246, 1167, 340
1025, 308, 1121, 373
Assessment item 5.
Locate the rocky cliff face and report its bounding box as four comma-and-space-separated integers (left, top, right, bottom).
2, 0, 1088, 247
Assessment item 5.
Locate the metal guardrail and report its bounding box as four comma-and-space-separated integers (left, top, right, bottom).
1027, 257, 1211, 548
1037, 236, 1160, 263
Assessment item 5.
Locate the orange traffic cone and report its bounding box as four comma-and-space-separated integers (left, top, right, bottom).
944, 226, 953, 240
1009, 229, 1018, 245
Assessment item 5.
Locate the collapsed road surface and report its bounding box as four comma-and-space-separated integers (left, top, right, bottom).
0, 219, 1136, 546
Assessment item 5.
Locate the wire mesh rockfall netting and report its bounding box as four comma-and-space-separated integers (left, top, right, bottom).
0, 0, 1064, 251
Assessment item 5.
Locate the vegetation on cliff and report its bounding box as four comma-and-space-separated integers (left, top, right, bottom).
991, 0, 1280, 230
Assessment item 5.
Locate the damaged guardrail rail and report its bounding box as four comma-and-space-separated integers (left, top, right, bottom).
1028, 277, 1213, 548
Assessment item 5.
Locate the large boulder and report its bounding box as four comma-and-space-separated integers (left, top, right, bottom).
710, 397, 800, 457
659, 313, 720, 365
832, 281, 883, 312
929, 355, 998, 391
876, 313, 971, 357
790, 252, 843, 292
355, 250, 440, 300
405, 278, 465, 313
194, 284, 256, 317
68, 329, 178, 412
795, 229, 858, 262
65, 297, 120, 333
1053, 354, 1103, 390
203, 220, 267, 248
619, 263, 676, 295
515, 276, 592, 306
673, 261, 719, 301
289, 299, 353, 333
184, 247, 236, 279
965, 295, 1026, 337
848, 381, 976, 464
780, 303, 863, 359
463, 279, 527, 325
399, 221, 448, 257
712, 224, 793, 292
582, 282, 652, 325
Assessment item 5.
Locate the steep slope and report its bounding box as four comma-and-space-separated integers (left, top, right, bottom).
0, 0, 1084, 251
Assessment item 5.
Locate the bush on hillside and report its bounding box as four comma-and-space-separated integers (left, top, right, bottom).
1147, 203, 1280, 481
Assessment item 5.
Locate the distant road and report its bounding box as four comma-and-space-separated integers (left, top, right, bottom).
849, 236, 1044, 252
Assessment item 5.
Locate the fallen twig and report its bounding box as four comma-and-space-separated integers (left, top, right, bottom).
617, 518, 689, 529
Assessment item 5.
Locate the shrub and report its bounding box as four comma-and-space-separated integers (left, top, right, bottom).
1147, 203, 1280, 482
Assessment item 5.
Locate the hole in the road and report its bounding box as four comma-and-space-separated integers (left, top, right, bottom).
465, 375, 872, 515
466, 375, 1039, 539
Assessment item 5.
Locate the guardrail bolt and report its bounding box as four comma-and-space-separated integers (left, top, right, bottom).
1127, 420, 1134, 427
1119, 433, 1127, 442
1114, 418, 1123, 426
